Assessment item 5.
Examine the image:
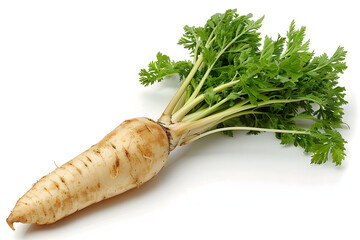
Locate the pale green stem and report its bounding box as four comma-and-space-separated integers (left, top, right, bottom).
173, 83, 285, 123
205, 26, 217, 48
182, 108, 208, 122
172, 80, 240, 122
172, 89, 187, 114
214, 110, 265, 125
308, 65, 327, 73
181, 87, 287, 123
181, 110, 262, 143
186, 62, 216, 103
193, 36, 201, 64
159, 54, 204, 123
184, 97, 230, 123
180, 98, 305, 132
183, 126, 309, 145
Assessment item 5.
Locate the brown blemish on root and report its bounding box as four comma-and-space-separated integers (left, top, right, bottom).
46, 203, 56, 222
54, 197, 61, 209
110, 154, 121, 179
75, 166, 82, 175
52, 209, 56, 220
51, 180, 60, 190
60, 177, 65, 184
135, 143, 153, 172
43, 187, 52, 196
86, 156, 93, 163
111, 143, 117, 150
136, 125, 152, 135
80, 159, 88, 168
124, 147, 130, 159
72, 193, 79, 202
56, 174, 69, 191
136, 142, 153, 161
32, 192, 49, 219
54, 173, 74, 213
31, 209, 36, 219
123, 146, 138, 184
40, 202, 47, 217
89, 186, 97, 193
144, 119, 169, 152
81, 191, 89, 201
144, 124, 152, 133
93, 149, 103, 159
69, 163, 83, 175
61, 195, 73, 212
60, 165, 76, 179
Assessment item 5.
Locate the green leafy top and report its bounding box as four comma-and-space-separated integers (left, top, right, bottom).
139, 52, 192, 86
139, 9, 348, 165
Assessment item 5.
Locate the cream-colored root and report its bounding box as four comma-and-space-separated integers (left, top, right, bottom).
7, 117, 169, 230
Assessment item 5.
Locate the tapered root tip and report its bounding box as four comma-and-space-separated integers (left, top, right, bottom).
6, 215, 16, 231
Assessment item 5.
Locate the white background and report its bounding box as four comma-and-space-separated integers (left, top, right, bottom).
1, 1, 359, 239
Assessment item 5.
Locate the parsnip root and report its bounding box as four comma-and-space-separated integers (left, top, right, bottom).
7, 117, 169, 230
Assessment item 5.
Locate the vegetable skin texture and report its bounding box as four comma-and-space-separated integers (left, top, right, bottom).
7, 117, 169, 230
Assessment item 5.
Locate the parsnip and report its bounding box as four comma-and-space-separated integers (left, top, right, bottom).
7, 118, 169, 230
7, 9, 348, 230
